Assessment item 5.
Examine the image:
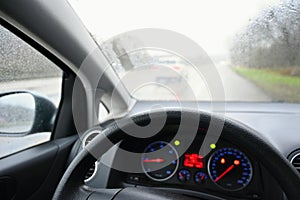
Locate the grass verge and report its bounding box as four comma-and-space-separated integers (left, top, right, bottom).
234, 67, 300, 103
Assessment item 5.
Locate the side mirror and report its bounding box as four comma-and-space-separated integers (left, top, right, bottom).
0, 91, 56, 135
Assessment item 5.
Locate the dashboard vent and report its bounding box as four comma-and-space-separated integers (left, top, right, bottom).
84, 132, 98, 146
85, 163, 96, 181
289, 151, 300, 173
83, 131, 100, 181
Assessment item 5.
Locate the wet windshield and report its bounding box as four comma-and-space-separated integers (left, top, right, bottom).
69, 0, 300, 102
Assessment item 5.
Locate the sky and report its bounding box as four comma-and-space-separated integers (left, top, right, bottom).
69, 0, 280, 58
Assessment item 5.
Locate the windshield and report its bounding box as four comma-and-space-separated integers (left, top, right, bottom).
69, 0, 300, 102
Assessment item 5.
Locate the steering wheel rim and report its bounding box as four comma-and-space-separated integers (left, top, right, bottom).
53, 110, 300, 200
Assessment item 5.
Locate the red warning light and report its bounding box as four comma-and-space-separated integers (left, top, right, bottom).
184, 154, 203, 168
234, 160, 240, 165
220, 158, 226, 164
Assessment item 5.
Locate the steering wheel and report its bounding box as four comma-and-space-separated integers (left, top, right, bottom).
53, 110, 300, 200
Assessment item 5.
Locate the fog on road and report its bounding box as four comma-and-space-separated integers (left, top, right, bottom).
121, 63, 270, 102
1, 64, 271, 104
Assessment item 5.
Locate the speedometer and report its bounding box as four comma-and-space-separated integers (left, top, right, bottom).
208, 148, 253, 191
142, 141, 179, 181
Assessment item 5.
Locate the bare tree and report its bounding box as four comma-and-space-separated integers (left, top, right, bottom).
230, 0, 300, 73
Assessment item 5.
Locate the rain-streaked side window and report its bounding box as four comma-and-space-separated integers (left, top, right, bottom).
0, 25, 63, 158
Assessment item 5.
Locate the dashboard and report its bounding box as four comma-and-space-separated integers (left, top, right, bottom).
79, 102, 300, 200
82, 124, 284, 200
113, 126, 264, 199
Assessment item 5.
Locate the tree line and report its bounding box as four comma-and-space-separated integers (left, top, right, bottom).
230, 0, 300, 75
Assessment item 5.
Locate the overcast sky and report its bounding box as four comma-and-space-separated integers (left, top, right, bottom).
69, 0, 280, 58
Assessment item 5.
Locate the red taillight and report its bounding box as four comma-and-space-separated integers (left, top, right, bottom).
172, 66, 181, 70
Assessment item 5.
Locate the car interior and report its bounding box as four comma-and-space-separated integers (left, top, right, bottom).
0, 0, 300, 200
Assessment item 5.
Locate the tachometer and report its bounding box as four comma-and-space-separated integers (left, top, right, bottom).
142, 141, 179, 181
208, 148, 253, 191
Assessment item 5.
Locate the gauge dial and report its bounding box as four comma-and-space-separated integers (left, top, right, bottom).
194, 172, 208, 184
178, 169, 191, 182
208, 148, 253, 191
142, 141, 179, 181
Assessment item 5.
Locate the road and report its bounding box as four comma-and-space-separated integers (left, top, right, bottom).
0, 64, 271, 104
216, 63, 270, 101
122, 63, 271, 101
0, 62, 270, 104
0, 77, 62, 106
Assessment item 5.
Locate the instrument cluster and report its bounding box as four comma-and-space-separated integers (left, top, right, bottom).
138, 140, 253, 192
119, 129, 261, 199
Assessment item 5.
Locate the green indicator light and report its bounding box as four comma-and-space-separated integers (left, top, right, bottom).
210, 143, 216, 149
174, 140, 180, 146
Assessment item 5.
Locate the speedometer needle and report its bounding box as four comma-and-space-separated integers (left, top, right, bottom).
214, 164, 234, 182
143, 158, 165, 163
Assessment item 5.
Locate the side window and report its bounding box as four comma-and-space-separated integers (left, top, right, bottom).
0, 25, 63, 158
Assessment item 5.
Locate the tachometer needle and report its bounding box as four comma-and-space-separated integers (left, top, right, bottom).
201, 174, 205, 181
143, 158, 165, 163
214, 164, 234, 182
179, 172, 183, 178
